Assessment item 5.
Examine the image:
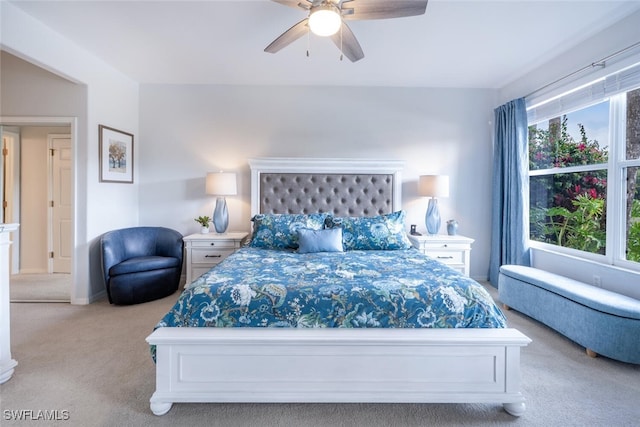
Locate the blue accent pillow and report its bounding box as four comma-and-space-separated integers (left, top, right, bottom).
250, 213, 329, 249
297, 227, 344, 253
326, 211, 412, 250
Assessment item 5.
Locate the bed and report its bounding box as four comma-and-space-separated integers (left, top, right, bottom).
146, 157, 531, 416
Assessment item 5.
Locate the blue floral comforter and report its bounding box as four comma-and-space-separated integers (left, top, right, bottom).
155, 247, 506, 330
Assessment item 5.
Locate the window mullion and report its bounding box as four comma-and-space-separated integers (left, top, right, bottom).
608, 94, 625, 265
529, 163, 608, 177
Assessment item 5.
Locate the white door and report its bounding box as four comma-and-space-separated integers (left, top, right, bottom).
50, 135, 72, 273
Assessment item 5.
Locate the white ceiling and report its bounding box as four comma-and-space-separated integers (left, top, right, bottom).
8, 0, 640, 88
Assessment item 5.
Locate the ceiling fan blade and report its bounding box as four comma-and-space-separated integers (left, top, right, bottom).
330, 22, 364, 62
264, 18, 309, 54
271, 0, 312, 10
342, 0, 428, 20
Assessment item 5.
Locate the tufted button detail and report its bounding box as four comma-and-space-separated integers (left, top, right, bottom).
259, 172, 394, 216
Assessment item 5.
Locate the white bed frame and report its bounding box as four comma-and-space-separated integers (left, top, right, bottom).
146, 158, 531, 416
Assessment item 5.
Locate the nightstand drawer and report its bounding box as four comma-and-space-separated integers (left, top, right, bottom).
426, 250, 464, 264
190, 240, 238, 249
191, 248, 234, 264
420, 242, 469, 251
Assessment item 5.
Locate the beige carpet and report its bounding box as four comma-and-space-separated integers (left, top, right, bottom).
1, 283, 639, 426
9, 273, 71, 302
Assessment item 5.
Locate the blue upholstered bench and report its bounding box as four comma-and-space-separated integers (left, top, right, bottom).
498, 265, 640, 364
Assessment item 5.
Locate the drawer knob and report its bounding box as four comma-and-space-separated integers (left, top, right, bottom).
210, 242, 215, 246
205, 254, 222, 258
443, 244, 448, 247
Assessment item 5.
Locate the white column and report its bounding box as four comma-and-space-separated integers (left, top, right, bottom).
0, 223, 19, 384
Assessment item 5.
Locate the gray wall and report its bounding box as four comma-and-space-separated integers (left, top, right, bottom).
3, 1, 140, 303
0, 51, 87, 117
139, 84, 498, 279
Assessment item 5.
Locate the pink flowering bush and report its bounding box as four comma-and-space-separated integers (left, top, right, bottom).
529, 116, 608, 254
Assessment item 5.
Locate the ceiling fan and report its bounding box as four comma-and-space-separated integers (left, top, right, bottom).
264, 0, 429, 62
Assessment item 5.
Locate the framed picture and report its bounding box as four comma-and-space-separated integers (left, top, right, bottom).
99, 125, 134, 183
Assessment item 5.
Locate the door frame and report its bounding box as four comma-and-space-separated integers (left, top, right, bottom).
1, 129, 21, 273
0, 116, 77, 302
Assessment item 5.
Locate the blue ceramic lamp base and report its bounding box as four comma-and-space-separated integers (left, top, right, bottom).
213, 197, 229, 233
425, 198, 441, 235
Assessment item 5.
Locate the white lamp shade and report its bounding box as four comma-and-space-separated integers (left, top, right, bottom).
418, 175, 449, 198
308, 5, 341, 37
206, 172, 237, 196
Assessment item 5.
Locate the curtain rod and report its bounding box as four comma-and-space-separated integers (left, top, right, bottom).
524, 40, 640, 99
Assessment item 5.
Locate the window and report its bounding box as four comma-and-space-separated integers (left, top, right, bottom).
529, 102, 609, 255
527, 67, 640, 270
623, 88, 640, 263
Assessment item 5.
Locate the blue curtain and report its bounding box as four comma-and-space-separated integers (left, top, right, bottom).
488, 98, 530, 286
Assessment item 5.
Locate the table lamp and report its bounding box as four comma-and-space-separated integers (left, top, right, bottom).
206, 171, 237, 233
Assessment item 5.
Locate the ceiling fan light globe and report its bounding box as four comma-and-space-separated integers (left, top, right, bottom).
309, 6, 341, 37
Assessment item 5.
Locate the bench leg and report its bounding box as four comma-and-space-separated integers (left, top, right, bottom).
586, 348, 598, 358
502, 303, 511, 311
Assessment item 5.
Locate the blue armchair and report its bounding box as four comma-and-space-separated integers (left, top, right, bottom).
100, 227, 183, 305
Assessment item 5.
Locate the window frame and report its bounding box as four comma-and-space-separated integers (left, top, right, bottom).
527, 92, 640, 273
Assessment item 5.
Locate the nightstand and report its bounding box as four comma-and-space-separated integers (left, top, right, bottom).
183, 231, 249, 284
407, 234, 474, 276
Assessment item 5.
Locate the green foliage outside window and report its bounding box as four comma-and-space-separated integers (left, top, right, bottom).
529, 116, 608, 170
629, 200, 640, 262
531, 194, 606, 254
529, 116, 609, 254
529, 115, 640, 261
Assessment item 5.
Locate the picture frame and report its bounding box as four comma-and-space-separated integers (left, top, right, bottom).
99, 125, 134, 183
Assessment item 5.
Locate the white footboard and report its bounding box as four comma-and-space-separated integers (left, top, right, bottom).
146, 328, 531, 417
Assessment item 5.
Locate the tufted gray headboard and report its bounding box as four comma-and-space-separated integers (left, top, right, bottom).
248, 158, 404, 217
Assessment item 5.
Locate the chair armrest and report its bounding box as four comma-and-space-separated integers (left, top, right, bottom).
100, 232, 127, 284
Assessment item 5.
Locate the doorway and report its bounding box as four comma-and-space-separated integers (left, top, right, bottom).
0, 119, 75, 302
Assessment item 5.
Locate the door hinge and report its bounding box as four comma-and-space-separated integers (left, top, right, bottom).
49, 251, 54, 259
50, 148, 55, 156
50, 200, 54, 208
2, 147, 7, 156
2, 201, 7, 209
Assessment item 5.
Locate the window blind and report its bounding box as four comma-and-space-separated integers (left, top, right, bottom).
526, 61, 640, 124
